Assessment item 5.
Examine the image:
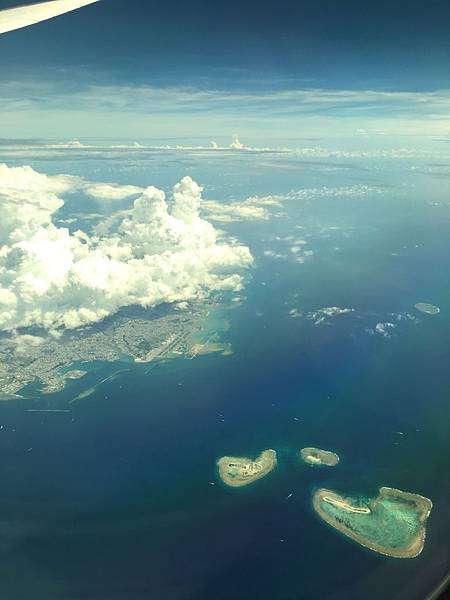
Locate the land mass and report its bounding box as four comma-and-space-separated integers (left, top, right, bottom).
217, 449, 277, 487
415, 303, 440, 315
301, 447, 340, 467
313, 486, 433, 558
0, 300, 230, 398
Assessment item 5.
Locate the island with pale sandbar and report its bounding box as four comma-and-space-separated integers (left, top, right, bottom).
217, 449, 277, 487
300, 447, 339, 467
313, 486, 433, 558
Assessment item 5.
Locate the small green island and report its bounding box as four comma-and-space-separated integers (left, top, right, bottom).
217, 449, 278, 487
300, 447, 340, 467
313, 486, 433, 558
415, 303, 440, 315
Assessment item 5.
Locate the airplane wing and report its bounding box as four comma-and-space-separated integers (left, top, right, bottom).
0, 0, 100, 35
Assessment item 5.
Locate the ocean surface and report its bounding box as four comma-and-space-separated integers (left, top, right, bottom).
0, 137, 450, 599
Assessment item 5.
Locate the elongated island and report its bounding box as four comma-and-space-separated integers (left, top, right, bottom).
313, 487, 433, 558
415, 303, 440, 315
300, 447, 339, 467
217, 449, 277, 487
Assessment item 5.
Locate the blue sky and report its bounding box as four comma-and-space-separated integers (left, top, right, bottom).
0, 0, 449, 139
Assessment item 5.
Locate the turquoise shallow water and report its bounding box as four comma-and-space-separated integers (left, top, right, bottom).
318, 493, 422, 551
0, 142, 450, 599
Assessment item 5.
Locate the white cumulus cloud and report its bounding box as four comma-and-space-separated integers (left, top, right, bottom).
202, 195, 282, 223
83, 182, 144, 201
307, 306, 355, 325
230, 136, 245, 150
202, 201, 269, 223
374, 322, 397, 338
0, 164, 253, 332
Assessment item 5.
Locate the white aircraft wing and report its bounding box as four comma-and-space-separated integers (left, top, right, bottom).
0, 0, 100, 35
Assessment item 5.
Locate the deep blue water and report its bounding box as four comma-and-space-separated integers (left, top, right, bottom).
0, 142, 449, 599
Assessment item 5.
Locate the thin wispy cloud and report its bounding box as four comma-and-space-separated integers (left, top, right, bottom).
2, 81, 450, 115
1, 78, 449, 138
